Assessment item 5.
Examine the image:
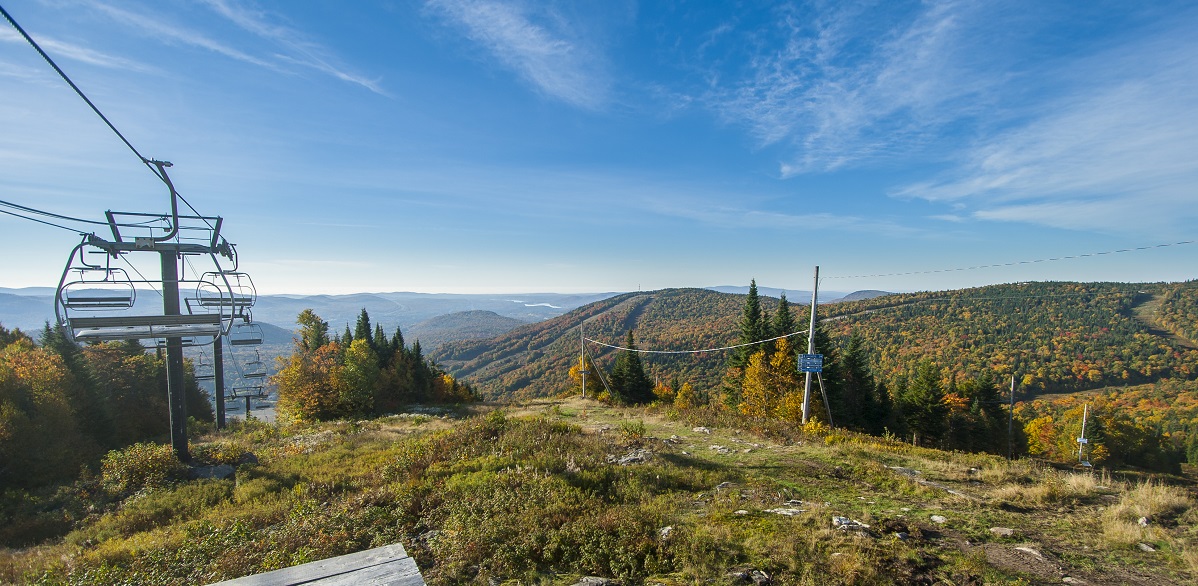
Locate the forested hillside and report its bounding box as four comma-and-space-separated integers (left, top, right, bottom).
434, 282, 1198, 400
434, 289, 745, 399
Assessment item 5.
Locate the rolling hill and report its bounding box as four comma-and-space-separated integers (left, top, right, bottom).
433, 282, 1198, 400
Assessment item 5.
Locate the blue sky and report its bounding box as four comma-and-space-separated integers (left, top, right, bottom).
2, 0, 1196, 295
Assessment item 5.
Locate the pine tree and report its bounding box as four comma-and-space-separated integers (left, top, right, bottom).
609, 331, 654, 404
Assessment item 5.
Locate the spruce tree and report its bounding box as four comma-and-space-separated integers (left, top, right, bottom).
609, 331, 654, 404
354, 308, 373, 347
730, 279, 766, 370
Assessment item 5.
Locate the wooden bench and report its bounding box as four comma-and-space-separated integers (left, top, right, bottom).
208, 543, 425, 585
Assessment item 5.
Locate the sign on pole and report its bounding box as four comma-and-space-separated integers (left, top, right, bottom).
799, 353, 824, 373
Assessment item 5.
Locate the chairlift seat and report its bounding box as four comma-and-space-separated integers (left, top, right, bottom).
69, 314, 223, 342
194, 295, 255, 307
229, 323, 264, 346
63, 294, 136, 309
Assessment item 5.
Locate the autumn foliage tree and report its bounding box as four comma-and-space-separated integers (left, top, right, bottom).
274, 309, 476, 423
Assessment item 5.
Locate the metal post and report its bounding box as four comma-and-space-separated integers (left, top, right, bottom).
161, 251, 190, 462
1008, 374, 1016, 459
1078, 404, 1089, 463
580, 327, 587, 399
802, 266, 819, 424
214, 335, 225, 429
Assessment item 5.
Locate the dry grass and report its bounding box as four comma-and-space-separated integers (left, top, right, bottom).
1101, 481, 1192, 548
987, 469, 1115, 507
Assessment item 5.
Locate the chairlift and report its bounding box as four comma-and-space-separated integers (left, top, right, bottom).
229, 383, 266, 398
241, 350, 267, 379
194, 271, 256, 310
55, 238, 229, 347
194, 350, 215, 381
60, 266, 136, 311
229, 321, 264, 346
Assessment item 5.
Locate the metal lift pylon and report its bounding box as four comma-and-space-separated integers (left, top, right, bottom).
54, 160, 252, 461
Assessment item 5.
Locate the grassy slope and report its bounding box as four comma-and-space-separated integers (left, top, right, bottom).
3, 400, 1195, 585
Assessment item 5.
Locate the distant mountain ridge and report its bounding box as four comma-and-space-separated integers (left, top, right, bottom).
407, 310, 526, 350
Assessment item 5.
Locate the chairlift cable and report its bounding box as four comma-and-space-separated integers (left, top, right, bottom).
0, 4, 214, 230
0, 198, 171, 230
0, 207, 86, 233
584, 329, 810, 355
824, 240, 1196, 280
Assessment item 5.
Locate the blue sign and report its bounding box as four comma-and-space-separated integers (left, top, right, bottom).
799, 353, 824, 373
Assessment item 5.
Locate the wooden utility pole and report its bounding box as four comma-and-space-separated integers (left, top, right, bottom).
802, 266, 819, 424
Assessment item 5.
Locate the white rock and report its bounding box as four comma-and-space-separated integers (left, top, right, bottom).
930, 515, 947, 524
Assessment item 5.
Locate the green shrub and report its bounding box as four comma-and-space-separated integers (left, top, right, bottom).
192, 441, 247, 466
100, 443, 185, 496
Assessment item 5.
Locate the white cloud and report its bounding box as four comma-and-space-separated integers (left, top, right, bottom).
199, 0, 386, 95
90, 2, 278, 69
898, 28, 1198, 235
712, 0, 996, 174
86, 1, 383, 93
427, 0, 610, 109
0, 27, 154, 72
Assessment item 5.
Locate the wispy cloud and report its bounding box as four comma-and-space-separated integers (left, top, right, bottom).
642, 197, 922, 237
199, 0, 386, 95
426, 0, 610, 109
897, 26, 1198, 235
90, 2, 277, 69
0, 27, 155, 73
710, 0, 996, 175
88, 0, 383, 93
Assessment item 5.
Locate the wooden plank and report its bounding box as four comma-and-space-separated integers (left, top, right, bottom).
208, 544, 424, 586
299, 558, 424, 586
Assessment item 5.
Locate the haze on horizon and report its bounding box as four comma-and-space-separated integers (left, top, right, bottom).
2, 1, 1196, 297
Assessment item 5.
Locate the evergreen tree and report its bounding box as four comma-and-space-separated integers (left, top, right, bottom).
391, 327, 405, 357
899, 361, 948, 445
836, 333, 875, 432
341, 324, 353, 346
730, 279, 767, 370
354, 308, 374, 347
773, 293, 796, 340
39, 322, 115, 447
296, 309, 329, 353
609, 331, 654, 404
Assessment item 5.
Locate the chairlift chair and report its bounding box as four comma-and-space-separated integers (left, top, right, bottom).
241, 350, 267, 379
194, 271, 256, 311
229, 321, 264, 346
194, 350, 215, 381
55, 235, 238, 347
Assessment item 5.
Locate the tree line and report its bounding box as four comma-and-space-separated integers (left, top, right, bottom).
0, 323, 211, 489
272, 308, 476, 423
575, 280, 1185, 471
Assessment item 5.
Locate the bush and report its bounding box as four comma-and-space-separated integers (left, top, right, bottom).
100, 443, 185, 496
191, 441, 246, 466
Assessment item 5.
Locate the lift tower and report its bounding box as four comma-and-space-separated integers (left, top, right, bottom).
55, 161, 254, 461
